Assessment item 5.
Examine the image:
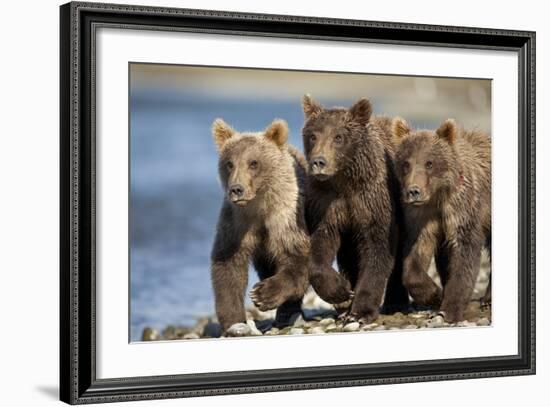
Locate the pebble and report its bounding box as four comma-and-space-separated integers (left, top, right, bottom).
325, 323, 342, 332
477, 317, 491, 326
319, 318, 335, 326
194, 317, 210, 333
265, 327, 279, 335
226, 323, 252, 337
202, 322, 222, 338
457, 320, 477, 327
292, 314, 307, 328
426, 315, 445, 328
246, 319, 263, 336
278, 326, 292, 335
308, 326, 325, 335
150, 297, 491, 339
142, 327, 160, 341
343, 322, 360, 332
162, 325, 177, 339
415, 319, 428, 328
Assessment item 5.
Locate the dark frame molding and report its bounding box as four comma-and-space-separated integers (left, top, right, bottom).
60, 1, 536, 404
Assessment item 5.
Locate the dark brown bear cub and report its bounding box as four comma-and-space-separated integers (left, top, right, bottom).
210, 118, 310, 332
301, 95, 409, 324
392, 117, 491, 322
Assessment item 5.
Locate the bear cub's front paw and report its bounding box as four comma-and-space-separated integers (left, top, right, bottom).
250, 276, 290, 311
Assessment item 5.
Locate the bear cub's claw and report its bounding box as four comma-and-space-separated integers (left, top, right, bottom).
250, 277, 290, 311
342, 310, 378, 326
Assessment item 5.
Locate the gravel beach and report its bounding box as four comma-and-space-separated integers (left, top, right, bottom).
142, 252, 491, 341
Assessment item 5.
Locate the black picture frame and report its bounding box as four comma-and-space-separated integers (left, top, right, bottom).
60, 1, 536, 404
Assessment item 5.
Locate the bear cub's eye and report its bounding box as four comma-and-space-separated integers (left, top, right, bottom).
334, 134, 343, 144
249, 160, 258, 170
309, 134, 317, 143
425, 160, 433, 170
402, 161, 410, 172
226, 161, 234, 171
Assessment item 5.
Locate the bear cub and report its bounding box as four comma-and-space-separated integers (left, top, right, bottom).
210, 118, 310, 332
392, 117, 491, 322
301, 95, 409, 324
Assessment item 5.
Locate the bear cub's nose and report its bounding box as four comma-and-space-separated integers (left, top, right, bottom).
229, 184, 245, 198
311, 156, 327, 171
407, 185, 422, 201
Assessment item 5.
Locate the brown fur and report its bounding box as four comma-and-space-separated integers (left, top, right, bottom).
211, 119, 310, 331
301, 95, 409, 323
393, 117, 491, 322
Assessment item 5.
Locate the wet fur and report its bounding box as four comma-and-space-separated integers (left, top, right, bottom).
211, 120, 310, 331
302, 96, 409, 323
394, 118, 491, 322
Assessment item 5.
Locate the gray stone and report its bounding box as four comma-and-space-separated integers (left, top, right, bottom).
142, 327, 160, 341
373, 325, 387, 331
415, 319, 428, 328
265, 327, 279, 336
308, 326, 325, 335
457, 320, 477, 327
247, 319, 263, 336
202, 322, 222, 338
319, 318, 335, 326
426, 315, 445, 328
183, 333, 200, 340
162, 325, 177, 339
477, 317, 491, 326
278, 327, 292, 335
289, 328, 305, 335
343, 322, 360, 332
226, 323, 252, 337
404, 324, 418, 330
292, 314, 307, 328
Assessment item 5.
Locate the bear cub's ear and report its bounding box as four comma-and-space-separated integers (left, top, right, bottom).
302, 94, 323, 118
212, 118, 235, 150
348, 98, 373, 125
392, 117, 411, 139
264, 119, 289, 148
436, 119, 458, 145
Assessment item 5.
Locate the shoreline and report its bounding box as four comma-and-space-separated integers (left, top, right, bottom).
141, 288, 491, 341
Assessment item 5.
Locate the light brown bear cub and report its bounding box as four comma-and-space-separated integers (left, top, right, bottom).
211, 118, 310, 332
393, 117, 491, 322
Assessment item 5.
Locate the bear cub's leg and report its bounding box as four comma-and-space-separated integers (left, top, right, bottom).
347, 230, 394, 323
309, 230, 353, 305
480, 274, 491, 308
439, 240, 482, 322
250, 252, 308, 323
274, 298, 304, 327
402, 233, 442, 308
211, 254, 249, 331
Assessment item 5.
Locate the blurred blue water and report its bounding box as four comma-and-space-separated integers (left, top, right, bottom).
129, 90, 350, 341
